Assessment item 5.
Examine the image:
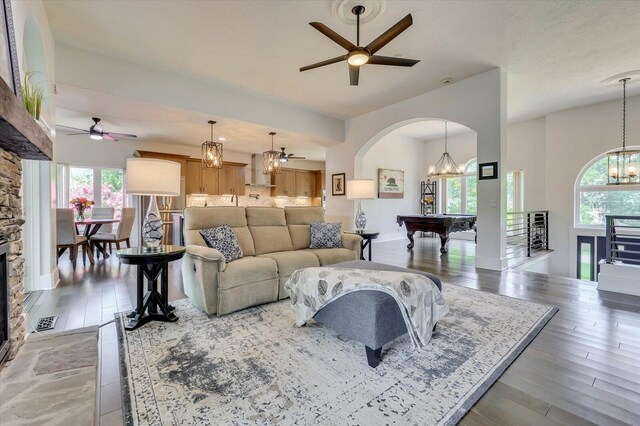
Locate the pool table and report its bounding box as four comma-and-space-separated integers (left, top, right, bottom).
396, 214, 477, 253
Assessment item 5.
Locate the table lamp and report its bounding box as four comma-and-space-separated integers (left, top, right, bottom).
346, 179, 375, 232
126, 158, 181, 249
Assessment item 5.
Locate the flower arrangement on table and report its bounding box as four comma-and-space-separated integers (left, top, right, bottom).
70, 197, 95, 220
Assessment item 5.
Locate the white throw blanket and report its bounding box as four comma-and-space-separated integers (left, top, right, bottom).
285, 267, 449, 348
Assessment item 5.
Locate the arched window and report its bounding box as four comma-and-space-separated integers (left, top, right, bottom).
576, 151, 640, 226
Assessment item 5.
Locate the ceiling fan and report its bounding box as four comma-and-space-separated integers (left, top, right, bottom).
280, 147, 306, 162
300, 5, 419, 86
58, 117, 137, 141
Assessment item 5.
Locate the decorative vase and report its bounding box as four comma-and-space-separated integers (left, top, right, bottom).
143, 195, 164, 249
76, 207, 85, 221
354, 200, 367, 232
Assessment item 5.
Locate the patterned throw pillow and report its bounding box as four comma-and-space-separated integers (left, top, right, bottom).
199, 225, 243, 262
309, 222, 343, 249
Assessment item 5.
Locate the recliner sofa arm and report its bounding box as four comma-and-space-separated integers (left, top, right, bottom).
341, 233, 363, 258
182, 245, 226, 315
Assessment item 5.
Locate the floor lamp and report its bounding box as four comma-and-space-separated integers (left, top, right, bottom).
126, 158, 181, 249
346, 179, 375, 232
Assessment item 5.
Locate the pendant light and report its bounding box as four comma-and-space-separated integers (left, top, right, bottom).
607, 78, 640, 185
263, 132, 282, 175
428, 121, 464, 178
202, 120, 223, 169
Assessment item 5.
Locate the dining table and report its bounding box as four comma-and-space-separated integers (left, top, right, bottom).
74, 218, 120, 262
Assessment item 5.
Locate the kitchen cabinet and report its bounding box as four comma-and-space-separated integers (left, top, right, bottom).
314, 171, 325, 197
219, 163, 246, 196
186, 159, 204, 194
202, 168, 219, 194
272, 169, 321, 197
295, 171, 315, 197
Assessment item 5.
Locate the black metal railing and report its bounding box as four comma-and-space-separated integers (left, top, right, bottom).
506, 211, 549, 260
605, 215, 640, 265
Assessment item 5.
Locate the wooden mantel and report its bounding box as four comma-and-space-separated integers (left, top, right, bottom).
0, 77, 53, 160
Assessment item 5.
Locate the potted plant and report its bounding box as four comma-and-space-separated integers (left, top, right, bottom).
22, 71, 43, 121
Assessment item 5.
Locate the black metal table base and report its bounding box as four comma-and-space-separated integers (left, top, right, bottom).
125, 261, 178, 331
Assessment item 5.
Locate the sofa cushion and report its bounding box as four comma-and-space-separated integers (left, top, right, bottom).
288, 225, 311, 250
258, 250, 320, 279
310, 222, 343, 249
284, 206, 325, 225
304, 248, 358, 266
246, 207, 286, 226
183, 206, 256, 255
218, 256, 278, 290
199, 225, 243, 263
249, 226, 294, 255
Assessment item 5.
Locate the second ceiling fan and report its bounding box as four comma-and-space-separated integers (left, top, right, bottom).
300, 5, 419, 86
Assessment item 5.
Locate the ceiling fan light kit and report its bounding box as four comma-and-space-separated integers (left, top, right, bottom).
202, 120, 223, 169
59, 117, 138, 142
300, 4, 419, 86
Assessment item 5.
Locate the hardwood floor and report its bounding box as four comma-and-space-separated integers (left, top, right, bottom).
27, 236, 640, 425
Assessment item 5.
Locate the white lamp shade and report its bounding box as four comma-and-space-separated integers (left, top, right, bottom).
126, 158, 181, 196
346, 179, 375, 200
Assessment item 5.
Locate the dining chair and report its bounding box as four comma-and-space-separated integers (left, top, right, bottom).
56, 208, 88, 269
90, 207, 136, 258
91, 207, 115, 234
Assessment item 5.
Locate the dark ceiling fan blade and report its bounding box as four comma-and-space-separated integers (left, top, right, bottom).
349, 64, 360, 86
300, 55, 346, 72
102, 134, 119, 142
104, 132, 137, 139
368, 55, 420, 67
65, 132, 90, 136
58, 125, 89, 132
289, 156, 306, 160
365, 14, 413, 55
309, 22, 357, 52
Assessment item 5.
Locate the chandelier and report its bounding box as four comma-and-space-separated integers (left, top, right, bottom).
428, 121, 463, 178
263, 132, 282, 175
608, 78, 640, 185
202, 120, 223, 169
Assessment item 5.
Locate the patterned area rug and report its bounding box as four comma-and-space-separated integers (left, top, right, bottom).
116, 283, 557, 425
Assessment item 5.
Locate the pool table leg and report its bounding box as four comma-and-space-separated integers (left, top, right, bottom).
406, 231, 415, 249
439, 233, 449, 253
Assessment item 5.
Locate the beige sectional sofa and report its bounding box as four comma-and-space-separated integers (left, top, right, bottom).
182, 206, 362, 315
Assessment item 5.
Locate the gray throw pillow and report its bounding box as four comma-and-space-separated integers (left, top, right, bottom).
199, 225, 243, 262
309, 222, 343, 249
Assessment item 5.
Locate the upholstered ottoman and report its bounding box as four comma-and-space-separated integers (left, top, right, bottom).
312, 260, 442, 367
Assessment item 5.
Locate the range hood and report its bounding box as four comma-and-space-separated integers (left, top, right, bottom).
245, 154, 275, 187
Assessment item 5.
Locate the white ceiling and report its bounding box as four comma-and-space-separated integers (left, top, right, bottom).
55, 85, 329, 161
44, 0, 640, 122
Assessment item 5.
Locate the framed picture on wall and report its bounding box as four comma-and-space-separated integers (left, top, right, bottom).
332, 173, 346, 196
478, 162, 498, 180
0, 0, 21, 97
378, 168, 404, 199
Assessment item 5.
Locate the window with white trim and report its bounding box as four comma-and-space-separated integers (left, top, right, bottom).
442, 159, 523, 214
576, 154, 640, 226
57, 164, 127, 219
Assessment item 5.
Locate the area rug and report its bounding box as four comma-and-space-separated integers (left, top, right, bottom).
116, 283, 557, 425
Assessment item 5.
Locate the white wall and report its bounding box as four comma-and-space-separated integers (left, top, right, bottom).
360, 134, 426, 241
546, 95, 640, 277
12, 0, 59, 291
327, 69, 509, 270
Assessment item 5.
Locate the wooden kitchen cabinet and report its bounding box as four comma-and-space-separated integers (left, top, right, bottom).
219, 163, 246, 196
186, 159, 204, 194
202, 168, 219, 195
272, 170, 296, 197
295, 171, 315, 197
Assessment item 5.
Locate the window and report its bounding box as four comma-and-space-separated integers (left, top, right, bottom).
576, 154, 640, 226
442, 159, 523, 214
58, 165, 126, 219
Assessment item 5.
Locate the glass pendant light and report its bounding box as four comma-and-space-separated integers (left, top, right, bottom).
607, 78, 640, 185
263, 132, 282, 175
202, 120, 223, 169
428, 121, 464, 178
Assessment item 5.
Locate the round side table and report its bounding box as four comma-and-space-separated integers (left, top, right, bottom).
345, 231, 380, 261
116, 245, 186, 331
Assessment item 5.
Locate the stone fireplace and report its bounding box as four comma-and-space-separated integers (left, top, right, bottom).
0, 75, 52, 362
0, 148, 25, 360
